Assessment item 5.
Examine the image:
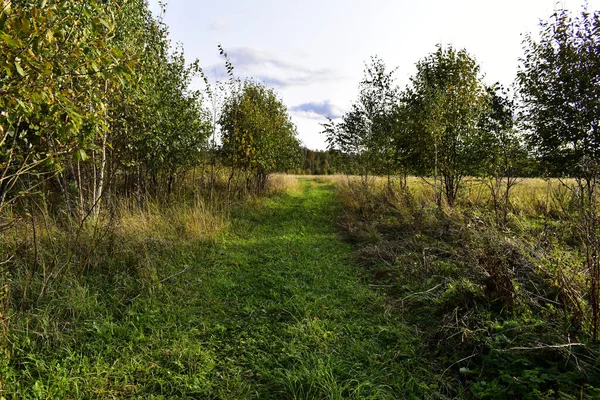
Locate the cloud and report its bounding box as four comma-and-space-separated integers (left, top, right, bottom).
290, 100, 344, 120
204, 47, 338, 88
209, 18, 230, 32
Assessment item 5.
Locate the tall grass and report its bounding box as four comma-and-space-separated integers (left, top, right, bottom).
268, 173, 303, 193
333, 175, 600, 396
0, 171, 298, 346
332, 175, 576, 217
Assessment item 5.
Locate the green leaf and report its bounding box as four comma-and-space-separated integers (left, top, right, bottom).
19, 17, 30, 33
15, 61, 25, 76
75, 148, 88, 162
45, 30, 54, 43
98, 18, 111, 29
16, 99, 30, 112
0, 33, 20, 48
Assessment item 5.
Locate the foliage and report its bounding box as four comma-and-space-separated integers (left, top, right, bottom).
220, 80, 301, 193
0, 0, 214, 216
404, 45, 489, 205
0, 5, 308, 397
0, 0, 131, 211
517, 8, 600, 179
324, 57, 399, 183
117, 48, 211, 185
108, 2, 212, 198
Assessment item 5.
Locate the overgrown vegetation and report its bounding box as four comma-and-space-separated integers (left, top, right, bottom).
336, 176, 600, 397
3, 0, 600, 397
313, 8, 600, 396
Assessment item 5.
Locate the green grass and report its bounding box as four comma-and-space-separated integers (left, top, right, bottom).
2, 178, 433, 399
335, 178, 600, 398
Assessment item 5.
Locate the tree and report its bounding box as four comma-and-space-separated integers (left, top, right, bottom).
518, 7, 600, 339
405, 45, 488, 206
219, 80, 301, 194
0, 0, 131, 214
476, 84, 528, 225
324, 56, 398, 184
358, 56, 399, 185
127, 49, 210, 194
0, 0, 213, 217
518, 8, 600, 182
100, 1, 212, 201
327, 103, 369, 179
389, 95, 419, 189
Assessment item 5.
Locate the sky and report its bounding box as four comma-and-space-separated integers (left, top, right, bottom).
149, 0, 600, 150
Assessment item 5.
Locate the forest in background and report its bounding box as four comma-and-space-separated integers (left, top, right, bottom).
2, 0, 600, 397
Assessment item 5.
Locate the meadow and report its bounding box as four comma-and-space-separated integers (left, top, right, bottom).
3, 1, 599, 398
2, 174, 599, 398
332, 174, 600, 397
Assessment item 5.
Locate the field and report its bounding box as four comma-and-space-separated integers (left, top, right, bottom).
333, 174, 600, 397
3, 1, 600, 397
1, 175, 599, 398
1, 177, 417, 398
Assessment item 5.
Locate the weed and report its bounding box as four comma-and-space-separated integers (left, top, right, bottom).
336, 177, 600, 397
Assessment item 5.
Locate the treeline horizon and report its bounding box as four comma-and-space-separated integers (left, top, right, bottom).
297, 147, 549, 178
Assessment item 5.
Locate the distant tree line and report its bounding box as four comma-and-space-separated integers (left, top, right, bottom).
291, 148, 336, 175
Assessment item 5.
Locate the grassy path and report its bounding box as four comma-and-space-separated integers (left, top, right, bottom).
174, 178, 423, 398
6, 179, 426, 399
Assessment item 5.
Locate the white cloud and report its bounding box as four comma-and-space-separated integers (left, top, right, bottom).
290, 100, 344, 119
205, 47, 341, 88
209, 18, 230, 32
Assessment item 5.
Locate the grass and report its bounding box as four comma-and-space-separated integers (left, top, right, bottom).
335, 176, 600, 398
6, 174, 592, 398
1, 178, 436, 398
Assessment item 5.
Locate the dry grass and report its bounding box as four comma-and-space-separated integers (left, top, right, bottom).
269, 174, 303, 193
0, 194, 229, 313
333, 175, 599, 395
326, 174, 578, 218
1, 171, 304, 315
116, 198, 227, 244
0, 171, 298, 347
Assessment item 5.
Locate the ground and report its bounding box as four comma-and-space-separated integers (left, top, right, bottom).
4, 178, 432, 399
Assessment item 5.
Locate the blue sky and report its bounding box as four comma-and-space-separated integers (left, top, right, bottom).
149, 0, 600, 150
